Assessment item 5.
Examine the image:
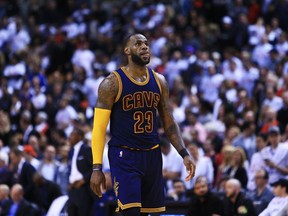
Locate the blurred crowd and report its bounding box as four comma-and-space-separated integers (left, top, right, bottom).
0, 0, 288, 215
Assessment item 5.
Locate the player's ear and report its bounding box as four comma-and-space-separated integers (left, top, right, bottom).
124, 47, 130, 55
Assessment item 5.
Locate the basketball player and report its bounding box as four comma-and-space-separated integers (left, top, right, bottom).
90, 33, 195, 216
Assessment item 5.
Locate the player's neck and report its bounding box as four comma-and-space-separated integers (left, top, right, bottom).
125, 64, 147, 77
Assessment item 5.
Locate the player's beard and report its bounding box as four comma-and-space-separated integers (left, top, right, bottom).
131, 52, 150, 66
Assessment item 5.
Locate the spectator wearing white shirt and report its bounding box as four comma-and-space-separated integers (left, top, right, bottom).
55, 96, 78, 137
83, 66, 105, 108
261, 126, 288, 184
248, 17, 266, 46
61, 16, 80, 39
3, 54, 26, 90
248, 134, 268, 191
71, 39, 95, 77
8, 18, 30, 53
240, 51, 259, 97
37, 145, 59, 181
223, 59, 244, 85
275, 32, 288, 58
181, 142, 214, 189
31, 84, 46, 110
259, 178, 288, 216
262, 86, 283, 112
160, 137, 183, 193
252, 35, 273, 68
199, 61, 224, 104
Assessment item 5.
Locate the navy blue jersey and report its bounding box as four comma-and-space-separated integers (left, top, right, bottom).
108, 67, 161, 149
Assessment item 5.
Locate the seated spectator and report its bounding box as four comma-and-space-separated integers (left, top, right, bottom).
225, 147, 248, 189
25, 173, 62, 214
187, 176, 224, 216
0, 184, 9, 208
223, 178, 257, 216
247, 169, 274, 215
259, 179, 288, 216
0, 184, 40, 216
0, 152, 12, 186
166, 179, 188, 201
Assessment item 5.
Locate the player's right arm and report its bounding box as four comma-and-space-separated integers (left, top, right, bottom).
90, 73, 118, 197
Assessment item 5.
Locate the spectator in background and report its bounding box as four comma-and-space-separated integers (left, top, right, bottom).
0, 184, 38, 216
277, 91, 288, 133
232, 121, 257, 162
225, 147, 248, 189
3, 53, 26, 91
214, 145, 236, 190
37, 145, 59, 182
55, 95, 78, 137
83, 65, 106, 108
261, 126, 288, 184
9, 147, 36, 200
18, 110, 35, 145
0, 152, 12, 186
34, 111, 49, 136
181, 142, 214, 189
248, 134, 268, 191
259, 179, 288, 216
224, 178, 257, 216
55, 144, 70, 195
0, 184, 10, 208
182, 109, 207, 144
260, 107, 279, 134
248, 169, 274, 215
187, 176, 224, 216
25, 172, 62, 214
71, 38, 95, 77
160, 136, 183, 193
166, 179, 188, 201
23, 144, 39, 170
262, 86, 283, 112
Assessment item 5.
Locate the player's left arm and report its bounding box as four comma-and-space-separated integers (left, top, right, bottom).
156, 73, 195, 181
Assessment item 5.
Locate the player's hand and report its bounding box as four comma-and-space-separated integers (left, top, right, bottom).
90, 170, 106, 197
183, 155, 196, 182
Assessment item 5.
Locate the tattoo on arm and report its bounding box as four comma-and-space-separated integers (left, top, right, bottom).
157, 74, 185, 152
96, 73, 118, 110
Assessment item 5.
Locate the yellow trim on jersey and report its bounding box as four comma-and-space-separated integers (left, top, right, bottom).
117, 199, 142, 211
112, 71, 122, 103
91, 108, 111, 164
121, 144, 159, 151
152, 70, 162, 95
121, 67, 150, 86
141, 207, 166, 213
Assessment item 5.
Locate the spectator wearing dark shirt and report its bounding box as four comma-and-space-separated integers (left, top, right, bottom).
187, 176, 224, 216
224, 178, 257, 216
247, 169, 274, 215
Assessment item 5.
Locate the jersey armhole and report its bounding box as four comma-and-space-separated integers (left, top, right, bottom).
152, 70, 162, 95
112, 71, 122, 103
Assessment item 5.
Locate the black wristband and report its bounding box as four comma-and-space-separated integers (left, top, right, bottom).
179, 148, 189, 159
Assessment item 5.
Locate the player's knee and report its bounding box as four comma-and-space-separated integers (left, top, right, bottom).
121, 207, 141, 216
